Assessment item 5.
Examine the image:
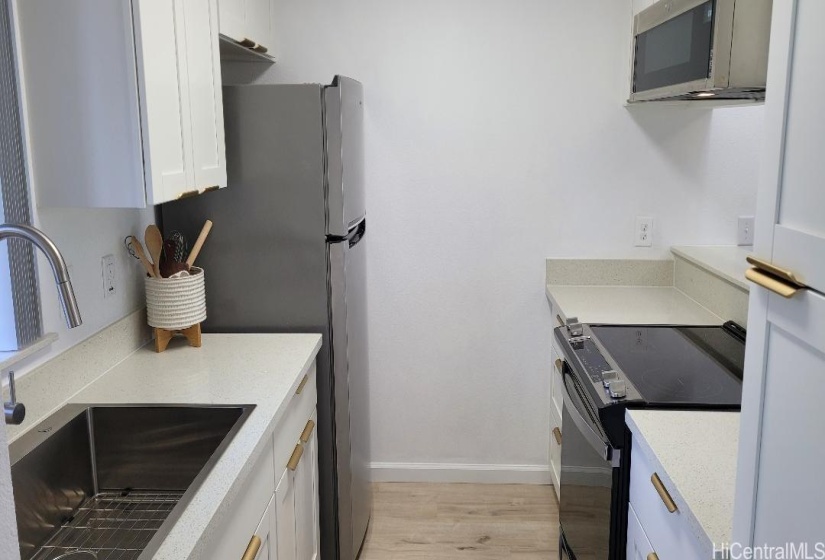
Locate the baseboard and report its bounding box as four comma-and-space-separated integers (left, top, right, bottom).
369, 462, 552, 485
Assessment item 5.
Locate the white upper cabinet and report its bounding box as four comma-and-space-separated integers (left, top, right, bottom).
16, 0, 227, 208
218, 0, 273, 53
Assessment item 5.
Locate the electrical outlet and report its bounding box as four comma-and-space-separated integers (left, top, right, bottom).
738, 216, 755, 246
635, 216, 653, 247
102, 254, 116, 298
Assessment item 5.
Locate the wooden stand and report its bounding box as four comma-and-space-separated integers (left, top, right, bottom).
154, 323, 202, 353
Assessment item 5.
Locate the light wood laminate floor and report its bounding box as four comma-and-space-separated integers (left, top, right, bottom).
359, 483, 559, 559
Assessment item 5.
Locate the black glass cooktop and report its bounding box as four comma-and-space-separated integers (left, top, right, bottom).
590, 324, 745, 407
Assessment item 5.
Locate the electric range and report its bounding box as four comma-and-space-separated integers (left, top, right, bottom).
554, 320, 745, 560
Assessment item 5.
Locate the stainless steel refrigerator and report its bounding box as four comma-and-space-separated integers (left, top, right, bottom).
161, 76, 371, 560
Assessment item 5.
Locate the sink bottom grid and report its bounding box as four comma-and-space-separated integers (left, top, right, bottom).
31, 490, 185, 560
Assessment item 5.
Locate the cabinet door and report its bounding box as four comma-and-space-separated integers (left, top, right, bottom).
275, 467, 297, 560
626, 503, 656, 560
245, 0, 272, 49
181, 0, 227, 191
219, 0, 245, 42
249, 495, 276, 560
295, 411, 320, 560
734, 0, 825, 548
133, 0, 195, 204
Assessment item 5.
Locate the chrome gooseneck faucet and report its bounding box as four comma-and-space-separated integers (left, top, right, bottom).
2, 223, 83, 424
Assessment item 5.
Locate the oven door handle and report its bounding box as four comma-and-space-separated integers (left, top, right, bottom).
562, 368, 612, 462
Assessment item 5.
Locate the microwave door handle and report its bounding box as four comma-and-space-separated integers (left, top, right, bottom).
562, 369, 612, 462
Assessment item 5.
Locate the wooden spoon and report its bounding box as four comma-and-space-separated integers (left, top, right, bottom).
129, 236, 156, 278
144, 224, 164, 278
186, 220, 213, 267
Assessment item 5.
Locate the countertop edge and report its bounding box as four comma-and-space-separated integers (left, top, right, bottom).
625, 412, 716, 559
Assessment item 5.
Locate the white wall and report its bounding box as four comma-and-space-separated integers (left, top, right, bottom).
224, 0, 765, 478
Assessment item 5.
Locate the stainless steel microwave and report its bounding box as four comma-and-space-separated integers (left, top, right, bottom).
629, 0, 773, 102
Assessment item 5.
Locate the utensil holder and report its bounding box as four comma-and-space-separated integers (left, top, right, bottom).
145, 267, 206, 352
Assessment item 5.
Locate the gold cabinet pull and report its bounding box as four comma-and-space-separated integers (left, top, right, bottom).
745, 268, 799, 298
647, 553, 659, 560
554, 358, 564, 373
239, 37, 268, 54
203, 185, 220, 194
241, 535, 262, 560
296, 374, 309, 395
287, 443, 304, 471
650, 473, 678, 513
556, 314, 564, 327
300, 419, 316, 444
552, 427, 562, 445
176, 189, 199, 200
746, 255, 807, 298
747, 256, 803, 285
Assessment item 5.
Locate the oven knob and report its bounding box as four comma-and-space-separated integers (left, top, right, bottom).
601, 369, 619, 387
608, 380, 627, 399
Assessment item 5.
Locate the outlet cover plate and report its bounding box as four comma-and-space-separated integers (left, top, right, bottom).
635, 216, 653, 247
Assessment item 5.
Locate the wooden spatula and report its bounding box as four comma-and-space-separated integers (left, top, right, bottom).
144, 224, 163, 278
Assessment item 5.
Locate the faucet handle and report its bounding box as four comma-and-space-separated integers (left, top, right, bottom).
4, 371, 26, 425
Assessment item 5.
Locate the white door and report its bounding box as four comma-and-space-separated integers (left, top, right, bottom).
275, 467, 297, 560
181, 0, 227, 191
733, 0, 825, 548
133, 0, 195, 204
295, 412, 320, 560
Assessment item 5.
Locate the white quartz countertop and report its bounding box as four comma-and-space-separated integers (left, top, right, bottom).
546, 285, 722, 325
67, 333, 322, 560
671, 245, 751, 291
626, 410, 740, 559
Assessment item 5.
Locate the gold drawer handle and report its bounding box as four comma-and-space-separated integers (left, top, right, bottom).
552, 427, 562, 446
177, 189, 199, 200
647, 553, 659, 560
651, 473, 678, 513
556, 314, 564, 327
241, 535, 262, 560
300, 419, 316, 444
554, 358, 564, 373
239, 37, 269, 54
288, 443, 304, 471
296, 374, 309, 395
745, 268, 799, 298
745, 255, 807, 298
203, 185, 220, 194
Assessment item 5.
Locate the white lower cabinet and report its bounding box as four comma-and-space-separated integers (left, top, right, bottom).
295, 411, 320, 560
548, 302, 565, 500
626, 503, 656, 560
275, 467, 297, 560
629, 435, 703, 560
209, 365, 320, 560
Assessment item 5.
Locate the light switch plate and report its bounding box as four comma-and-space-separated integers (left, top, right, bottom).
738, 216, 755, 246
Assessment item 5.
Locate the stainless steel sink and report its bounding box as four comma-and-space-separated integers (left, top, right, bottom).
9, 404, 255, 560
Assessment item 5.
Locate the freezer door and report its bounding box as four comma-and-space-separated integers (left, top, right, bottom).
325, 76, 365, 237
328, 221, 372, 560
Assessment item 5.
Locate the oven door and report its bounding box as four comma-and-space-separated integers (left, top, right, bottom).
559, 366, 617, 560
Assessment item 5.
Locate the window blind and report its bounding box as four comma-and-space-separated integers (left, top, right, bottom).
0, 0, 42, 348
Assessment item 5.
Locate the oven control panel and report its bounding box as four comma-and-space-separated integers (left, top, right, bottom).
556, 320, 643, 405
